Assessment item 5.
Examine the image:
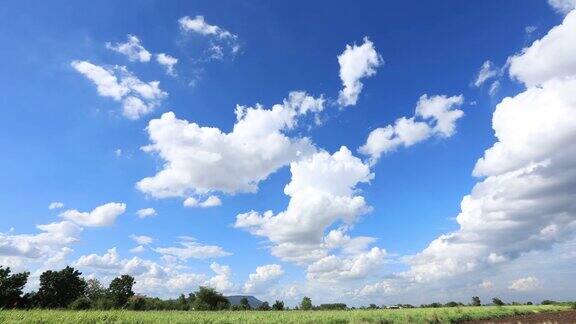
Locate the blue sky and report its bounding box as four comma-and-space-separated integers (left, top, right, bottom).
1, 0, 576, 305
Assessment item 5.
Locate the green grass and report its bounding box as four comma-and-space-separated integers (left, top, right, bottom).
0, 305, 569, 323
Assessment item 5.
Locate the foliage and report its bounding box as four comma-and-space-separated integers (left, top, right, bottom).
191, 286, 229, 311
0, 266, 29, 309
108, 275, 135, 308
471, 296, 481, 306
34, 266, 87, 308
272, 300, 284, 311
258, 301, 271, 311
85, 278, 106, 301
300, 296, 313, 310
125, 295, 146, 310
492, 297, 505, 306
319, 303, 347, 310
69, 298, 91, 310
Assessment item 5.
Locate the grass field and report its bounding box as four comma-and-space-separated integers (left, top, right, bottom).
0, 305, 569, 323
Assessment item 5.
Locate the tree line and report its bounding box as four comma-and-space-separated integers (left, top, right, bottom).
2, 265, 574, 311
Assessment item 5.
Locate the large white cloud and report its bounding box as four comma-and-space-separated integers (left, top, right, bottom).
60, 202, 126, 227
235, 146, 385, 282
508, 276, 540, 291
71, 61, 167, 119
398, 12, 576, 285
508, 10, 576, 87
106, 35, 151, 63
243, 264, 284, 294
359, 94, 464, 163
548, 0, 576, 14
337, 37, 383, 107
136, 91, 323, 199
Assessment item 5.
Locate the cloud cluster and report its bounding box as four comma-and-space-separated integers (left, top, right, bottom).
71, 61, 167, 119
548, 0, 576, 14
359, 94, 464, 163
156, 53, 178, 76
337, 37, 383, 107
397, 10, 576, 284
243, 264, 284, 294
60, 202, 126, 227
136, 91, 323, 199
136, 208, 156, 218
508, 276, 540, 291
106, 35, 151, 62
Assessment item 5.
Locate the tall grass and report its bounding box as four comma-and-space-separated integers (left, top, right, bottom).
0, 305, 569, 323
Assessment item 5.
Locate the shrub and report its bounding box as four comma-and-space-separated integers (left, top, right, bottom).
69, 297, 91, 310
125, 295, 146, 310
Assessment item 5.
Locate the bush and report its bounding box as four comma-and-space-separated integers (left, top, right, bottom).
125, 295, 146, 310
69, 297, 91, 310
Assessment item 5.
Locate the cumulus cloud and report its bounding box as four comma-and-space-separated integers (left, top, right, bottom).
71, 60, 167, 119
179, 15, 240, 59
359, 94, 464, 163
153, 237, 231, 260
398, 13, 576, 285
0, 221, 82, 271
508, 276, 540, 291
548, 0, 576, 14
183, 195, 222, 208
106, 35, 151, 62
235, 146, 382, 277
474, 60, 500, 87
508, 10, 576, 87
130, 245, 146, 253
60, 202, 126, 227
136, 91, 323, 199
136, 208, 156, 218
243, 264, 284, 294
48, 202, 64, 210
156, 53, 178, 76
306, 247, 386, 282
337, 37, 383, 107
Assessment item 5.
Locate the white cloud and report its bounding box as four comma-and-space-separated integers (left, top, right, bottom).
71, 61, 167, 120
114, 148, 122, 157
0, 221, 82, 271
156, 53, 178, 76
508, 276, 540, 291
235, 146, 377, 268
306, 247, 386, 282
130, 245, 146, 253
474, 60, 500, 87
153, 237, 231, 260
106, 35, 151, 62
183, 195, 222, 208
137, 91, 323, 198
179, 15, 240, 59
48, 202, 64, 210
337, 37, 383, 107
398, 15, 576, 285
489, 81, 501, 97
508, 10, 576, 87
136, 208, 156, 218
548, 0, 576, 14
60, 202, 126, 227
130, 234, 154, 245
359, 94, 464, 163
243, 264, 284, 294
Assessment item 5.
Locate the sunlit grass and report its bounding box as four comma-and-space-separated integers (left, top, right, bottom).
0, 305, 569, 323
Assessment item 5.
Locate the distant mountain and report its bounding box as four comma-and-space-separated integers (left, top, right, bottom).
226, 295, 264, 308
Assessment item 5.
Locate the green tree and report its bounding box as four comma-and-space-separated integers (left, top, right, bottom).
272, 300, 284, 310
239, 297, 251, 310
191, 286, 229, 310
125, 295, 146, 310
85, 278, 106, 301
35, 266, 87, 308
492, 297, 505, 306
0, 266, 29, 308
258, 301, 271, 310
300, 296, 313, 310
471, 296, 481, 306
108, 275, 135, 308
69, 297, 91, 310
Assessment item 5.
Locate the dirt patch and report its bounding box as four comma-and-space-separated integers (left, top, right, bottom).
464, 310, 576, 324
